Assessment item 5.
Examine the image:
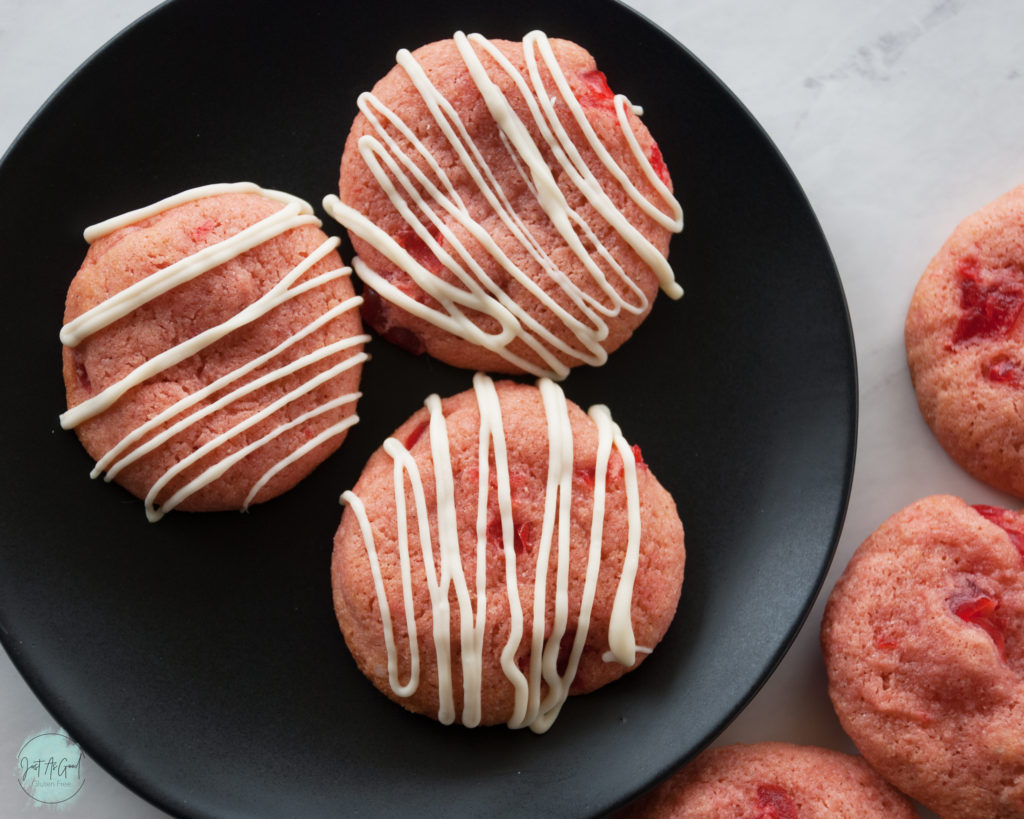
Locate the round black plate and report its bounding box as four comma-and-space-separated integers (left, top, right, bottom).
0, 0, 856, 816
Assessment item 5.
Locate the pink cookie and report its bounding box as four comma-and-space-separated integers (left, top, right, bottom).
822, 495, 1024, 818
616, 742, 916, 818
61, 183, 367, 520
330, 375, 685, 731
324, 31, 683, 379
905, 183, 1024, 497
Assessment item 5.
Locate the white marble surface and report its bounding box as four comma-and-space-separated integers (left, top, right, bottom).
2, 1, 1022, 816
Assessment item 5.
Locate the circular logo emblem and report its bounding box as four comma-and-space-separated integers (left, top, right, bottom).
16, 731, 84, 805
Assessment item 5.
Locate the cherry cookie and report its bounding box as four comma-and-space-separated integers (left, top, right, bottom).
324, 31, 683, 379
330, 374, 685, 732
906, 183, 1024, 497
61, 183, 368, 521
615, 741, 915, 818
821, 495, 1024, 818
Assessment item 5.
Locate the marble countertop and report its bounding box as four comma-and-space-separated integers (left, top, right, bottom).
2, 1, 1022, 816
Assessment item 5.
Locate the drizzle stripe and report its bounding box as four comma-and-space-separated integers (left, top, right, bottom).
82, 182, 311, 242
341, 490, 421, 698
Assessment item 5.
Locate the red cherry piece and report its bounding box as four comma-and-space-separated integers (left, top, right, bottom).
485, 514, 532, 555
575, 445, 647, 489
382, 325, 425, 355
404, 419, 429, 449
576, 69, 615, 109
987, 357, 1024, 385
755, 784, 799, 819
952, 256, 1024, 345
514, 521, 532, 555
647, 142, 670, 185
73, 354, 92, 395
952, 593, 1006, 660
574, 466, 596, 488
631, 444, 648, 471
556, 628, 577, 676
360, 279, 427, 355
397, 226, 444, 275
972, 504, 1024, 560
486, 514, 504, 550
360, 285, 386, 333
188, 218, 217, 242
610, 445, 648, 482
508, 466, 530, 500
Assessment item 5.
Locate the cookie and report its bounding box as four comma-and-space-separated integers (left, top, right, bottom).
821, 495, 1024, 818
905, 183, 1024, 497
323, 31, 683, 379
61, 183, 369, 521
616, 741, 916, 818
330, 374, 685, 732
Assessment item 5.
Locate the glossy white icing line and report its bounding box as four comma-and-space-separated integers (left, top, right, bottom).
341, 374, 643, 733
61, 183, 367, 519
614, 94, 683, 233
593, 405, 640, 665
380, 431, 455, 718
341, 490, 421, 699
456, 34, 629, 353
429, 389, 491, 727
324, 30, 683, 380
473, 373, 529, 726
521, 395, 614, 732
602, 646, 651, 664
82, 182, 312, 243
354, 68, 632, 337
525, 376, 575, 731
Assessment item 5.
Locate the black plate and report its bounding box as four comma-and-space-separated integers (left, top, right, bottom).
0, 0, 856, 816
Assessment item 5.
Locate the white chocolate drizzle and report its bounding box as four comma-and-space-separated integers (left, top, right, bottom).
323, 30, 683, 380
340, 373, 644, 733
60, 183, 371, 521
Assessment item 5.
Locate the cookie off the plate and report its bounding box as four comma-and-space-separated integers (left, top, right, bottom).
615, 741, 916, 818
906, 183, 1024, 497
821, 495, 1024, 818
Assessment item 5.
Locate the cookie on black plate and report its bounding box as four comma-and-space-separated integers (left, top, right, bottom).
61, 183, 368, 521
331, 375, 685, 732
325, 31, 683, 378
